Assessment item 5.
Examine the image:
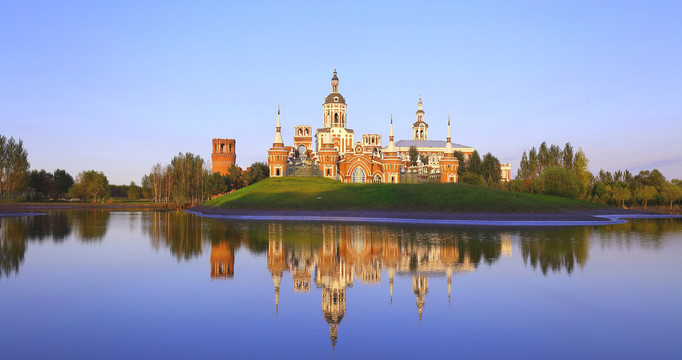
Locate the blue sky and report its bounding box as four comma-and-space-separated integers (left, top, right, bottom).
2, 0, 681, 184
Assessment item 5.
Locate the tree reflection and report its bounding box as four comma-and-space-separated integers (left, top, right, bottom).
0, 218, 27, 277
142, 211, 204, 261
596, 218, 682, 250
72, 211, 110, 242
520, 227, 590, 275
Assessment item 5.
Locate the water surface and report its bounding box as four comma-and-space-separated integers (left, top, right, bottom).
1, 210, 681, 359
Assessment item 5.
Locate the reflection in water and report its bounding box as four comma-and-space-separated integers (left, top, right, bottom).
520, 227, 591, 275
0, 211, 110, 277
205, 222, 509, 347
3, 211, 682, 349
142, 211, 204, 261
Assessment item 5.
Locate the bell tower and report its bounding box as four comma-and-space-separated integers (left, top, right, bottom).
412, 96, 428, 140
322, 69, 348, 129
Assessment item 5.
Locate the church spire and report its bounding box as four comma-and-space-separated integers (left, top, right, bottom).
386, 114, 396, 153
273, 105, 283, 147
331, 69, 339, 92
444, 115, 453, 154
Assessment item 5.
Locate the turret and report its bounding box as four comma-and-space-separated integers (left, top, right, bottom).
267, 105, 289, 177
439, 116, 459, 183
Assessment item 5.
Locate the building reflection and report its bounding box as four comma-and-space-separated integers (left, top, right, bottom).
254, 224, 485, 347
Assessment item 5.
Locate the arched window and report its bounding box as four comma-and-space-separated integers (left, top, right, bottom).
352, 168, 366, 183
334, 113, 339, 124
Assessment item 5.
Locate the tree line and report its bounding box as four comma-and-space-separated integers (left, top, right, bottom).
143, 154, 269, 205
1, 134, 270, 205
508, 141, 682, 210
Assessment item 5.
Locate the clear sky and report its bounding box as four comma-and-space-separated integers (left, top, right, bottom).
2, 0, 681, 184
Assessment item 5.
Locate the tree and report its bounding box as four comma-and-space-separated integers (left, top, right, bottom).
610, 186, 631, 208
562, 143, 574, 170
407, 146, 419, 166
205, 172, 227, 196
52, 169, 74, 198
0, 135, 30, 200
633, 185, 657, 209
245, 162, 269, 185
128, 181, 141, 200
68, 170, 110, 202
480, 152, 502, 186
225, 165, 245, 192
660, 182, 682, 210
460, 172, 485, 186
539, 167, 581, 198
572, 147, 591, 198
468, 150, 482, 175
141, 175, 152, 199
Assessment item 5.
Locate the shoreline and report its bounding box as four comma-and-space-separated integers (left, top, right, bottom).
187, 206, 682, 227
0, 202, 170, 217
2, 203, 680, 226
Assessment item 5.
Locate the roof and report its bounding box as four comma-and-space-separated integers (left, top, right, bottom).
324, 92, 346, 104
393, 139, 473, 149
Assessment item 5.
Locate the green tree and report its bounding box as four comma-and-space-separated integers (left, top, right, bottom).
407, 146, 419, 166
225, 165, 245, 192
660, 182, 682, 210
468, 150, 482, 175
539, 167, 581, 198
633, 185, 657, 209
68, 170, 110, 202
140, 175, 152, 199
0, 135, 30, 200
27, 169, 54, 200
610, 185, 631, 208
52, 169, 74, 198
460, 172, 485, 186
480, 152, 502, 186
562, 143, 574, 170
572, 147, 591, 198
205, 172, 227, 196
245, 162, 269, 185
128, 181, 141, 200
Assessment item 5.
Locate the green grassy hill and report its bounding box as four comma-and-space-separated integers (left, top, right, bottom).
203, 177, 601, 213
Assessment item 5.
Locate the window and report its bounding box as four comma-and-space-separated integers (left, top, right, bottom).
352, 168, 366, 183
334, 113, 339, 123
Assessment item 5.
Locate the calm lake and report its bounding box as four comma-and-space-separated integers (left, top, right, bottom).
1, 210, 681, 359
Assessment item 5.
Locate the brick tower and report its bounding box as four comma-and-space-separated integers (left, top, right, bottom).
318, 132, 339, 179
211, 138, 236, 175
440, 116, 459, 183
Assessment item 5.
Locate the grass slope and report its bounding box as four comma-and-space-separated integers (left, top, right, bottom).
203, 177, 601, 213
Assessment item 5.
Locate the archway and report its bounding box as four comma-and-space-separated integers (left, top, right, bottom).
352, 168, 366, 183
